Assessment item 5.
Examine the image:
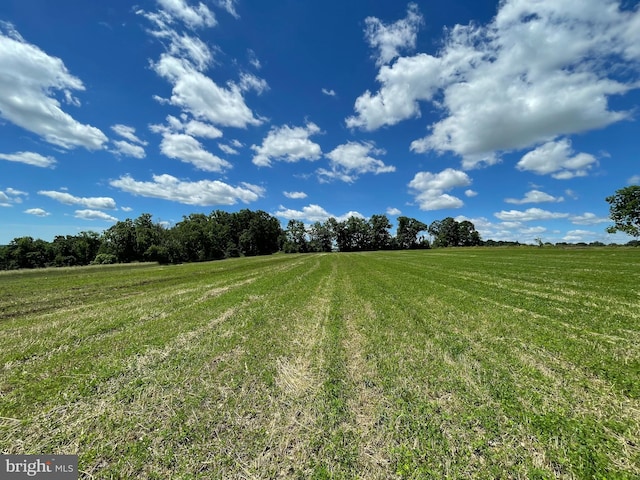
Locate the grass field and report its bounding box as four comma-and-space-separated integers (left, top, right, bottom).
1, 248, 639, 479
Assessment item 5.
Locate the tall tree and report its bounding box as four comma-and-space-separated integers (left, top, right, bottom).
606, 185, 640, 238
284, 219, 309, 253
308, 221, 334, 252
102, 219, 137, 263
369, 214, 392, 250
397, 216, 428, 249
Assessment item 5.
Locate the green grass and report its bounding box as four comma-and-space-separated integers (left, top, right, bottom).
1, 248, 639, 478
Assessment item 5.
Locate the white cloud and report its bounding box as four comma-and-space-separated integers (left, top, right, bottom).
408, 168, 471, 210
239, 72, 269, 94
562, 229, 597, 243
218, 143, 238, 155
570, 212, 610, 225
112, 140, 146, 159
565, 189, 579, 200
516, 139, 598, 179
520, 226, 547, 235
494, 208, 570, 222
386, 207, 402, 216
0, 24, 107, 150
183, 119, 223, 139
159, 132, 231, 172
322, 88, 336, 97
319, 141, 395, 183
283, 191, 308, 199
349, 0, 639, 168
110, 174, 264, 206
252, 122, 322, 167
247, 49, 261, 69
364, 3, 423, 65
152, 54, 262, 128
111, 124, 147, 145
0, 187, 27, 207
152, 115, 223, 139
505, 189, 564, 204
217, 0, 239, 19
346, 54, 443, 131
628, 175, 640, 185
456, 214, 553, 243
74, 209, 119, 222
38, 190, 117, 210
465, 189, 478, 198
0, 151, 56, 168
275, 204, 364, 223
157, 0, 216, 29
24, 208, 50, 217
141, 8, 262, 130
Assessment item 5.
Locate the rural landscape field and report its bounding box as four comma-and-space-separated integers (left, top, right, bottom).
1, 248, 639, 478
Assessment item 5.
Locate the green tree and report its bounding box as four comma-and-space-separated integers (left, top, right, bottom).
284, 219, 309, 253
606, 185, 640, 238
308, 221, 334, 252
458, 220, 482, 246
102, 219, 137, 263
397, 216, 428, 249
369, 214, 392, 250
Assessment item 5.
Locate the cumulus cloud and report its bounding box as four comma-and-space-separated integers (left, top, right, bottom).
0, 151, 56, 168
386, 207, 402, 215
140, 6, 263, 130
74, 209, 119, 222
322, 88, 336, 97
408, 168, 471, 210
570, 212, 610, 225
252, 123, 322, 167
505, 189, 564, 204
111, 124, 147, 145
218, 143, 238, 155
159, 132, 231, 172
364, 3, 423, 65
24, 208, 50, 217
152, 54, 262, 128
275, 204, 364, 223
112, 140, 146, 159
562, 229, 597, 243
38, 190, 117, 210
629, 175, 640, 185
516, 139, 598, 179
0, 23, 107, 150
110, 174, 264, 206
284, 191, 308, 199
494, 208, 570, 222
349, 1, 639, 168
456, 214, 552, 244
465, 189, 478, 198
318, 141, 395, 183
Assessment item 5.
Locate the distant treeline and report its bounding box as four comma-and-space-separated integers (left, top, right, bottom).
2, 209, 634, 270
0, 210, 486, 270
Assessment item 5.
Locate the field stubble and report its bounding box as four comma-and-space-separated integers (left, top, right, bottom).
1, 248, 638, 478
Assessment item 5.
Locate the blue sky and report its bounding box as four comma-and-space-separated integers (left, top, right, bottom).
1, 0, 639, 245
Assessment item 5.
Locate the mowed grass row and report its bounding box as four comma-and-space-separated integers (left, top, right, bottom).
1, 248, 639, 478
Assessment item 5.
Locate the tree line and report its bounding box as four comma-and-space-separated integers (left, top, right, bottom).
0, 210, 482, 270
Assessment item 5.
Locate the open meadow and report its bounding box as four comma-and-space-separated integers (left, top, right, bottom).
1, 248, 639, 478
